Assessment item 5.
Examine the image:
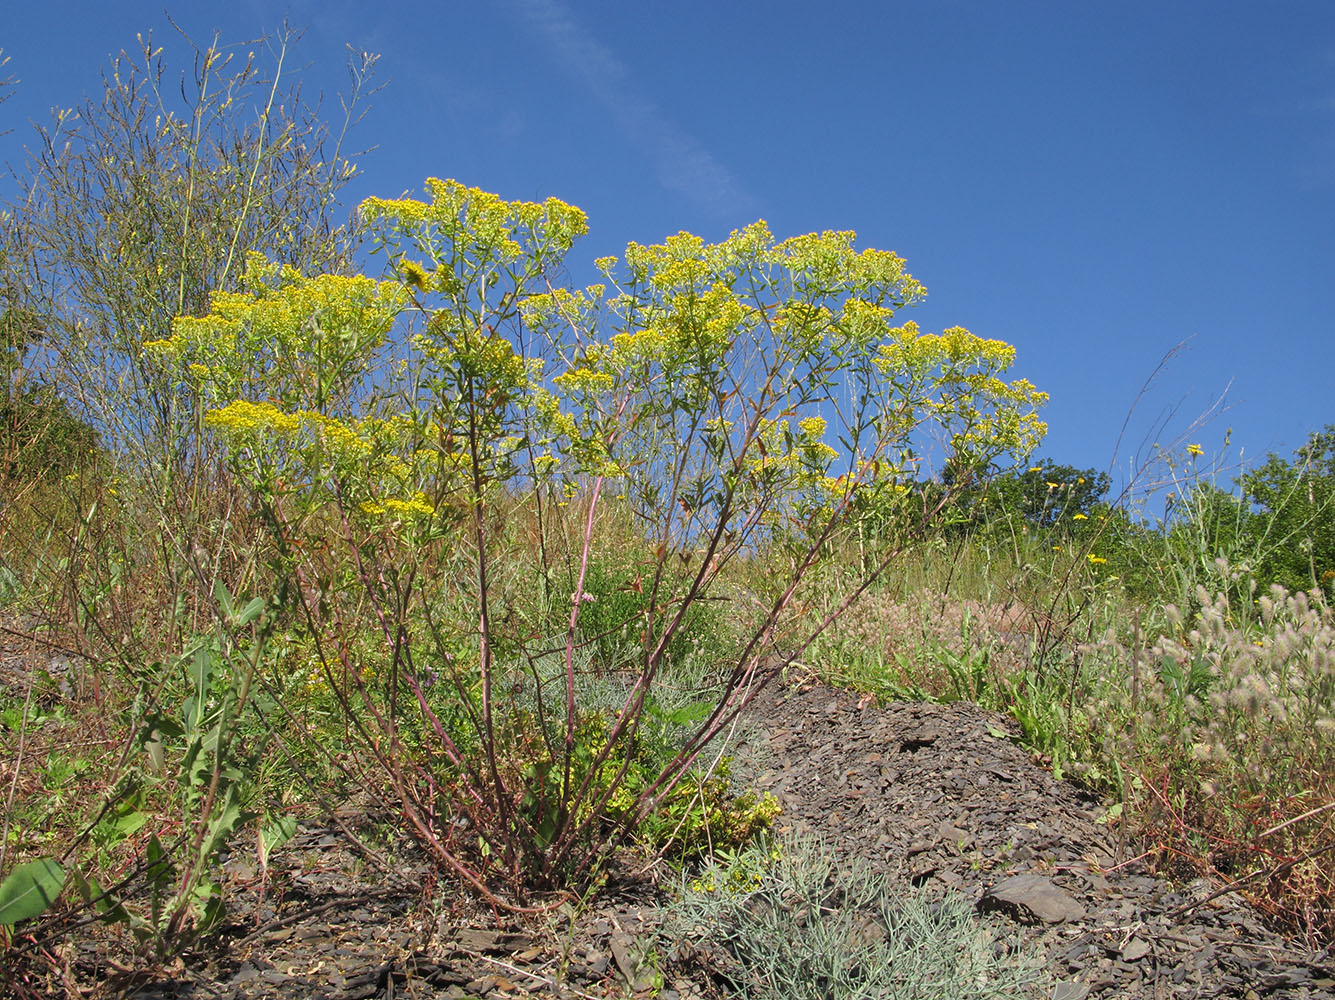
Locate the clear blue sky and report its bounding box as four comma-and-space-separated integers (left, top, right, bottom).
3, 1, 1332, 497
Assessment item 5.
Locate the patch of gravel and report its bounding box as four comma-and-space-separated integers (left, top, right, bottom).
722, 676, 1335, 999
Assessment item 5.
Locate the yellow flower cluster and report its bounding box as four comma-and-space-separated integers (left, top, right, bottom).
400, 259, 431, 291
147, 254, 408, 410
182, 179, 1049, 576
360, 492, 435, 519
780, 231, 926, 304
837, 297, 896, 347
205, 400, 302, 436
608, 327, 668, 366
552, 366, 615, 395
531, 387, 579, 443
874, 323, 1017, 375
360, 178, 588, 264
520, 286, 603, 336
204, 401, 373, 458
624, 231, 708, 288
775, 301, 834, 350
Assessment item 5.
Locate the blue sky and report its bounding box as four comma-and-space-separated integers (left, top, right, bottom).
3, 1, 1332, 498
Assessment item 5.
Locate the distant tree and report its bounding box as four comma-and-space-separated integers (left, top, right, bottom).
0, 50, 100, 493
948, 458, 1111, 533
0, 291, 98, 488
1238, 427, 1335, 592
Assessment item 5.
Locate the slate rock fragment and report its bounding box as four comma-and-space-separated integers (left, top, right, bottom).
979, 873, 1087, 924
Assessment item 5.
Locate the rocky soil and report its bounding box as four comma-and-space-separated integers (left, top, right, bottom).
723, 678, 1334, 999
5, 649, 1334, 999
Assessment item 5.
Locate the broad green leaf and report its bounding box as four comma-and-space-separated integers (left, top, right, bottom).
189, 644, 216, 709
113, 808, 150, 839
145, 834, 173, 893
0, 857, 66, 926
672, 701, 714, 725
199, 785, 246, 864
190, 875, 225, 933
140, 711, 185, 742
180, 734, 207, 794
260, 814, 299, 858
236, 597, 267, 626
214, 579, 234, 622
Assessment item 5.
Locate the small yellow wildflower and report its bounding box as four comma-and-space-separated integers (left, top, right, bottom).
1087, 554, 1107, 565
1072, 513, 1088, 520
1046, 481, 1060, 490
1186, 443, 1204, 457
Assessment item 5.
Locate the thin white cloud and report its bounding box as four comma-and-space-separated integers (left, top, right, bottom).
509, 0, 757, 219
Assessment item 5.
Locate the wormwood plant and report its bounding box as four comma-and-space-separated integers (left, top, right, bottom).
151, 178, 1047, 896
671, 836, 1041, 999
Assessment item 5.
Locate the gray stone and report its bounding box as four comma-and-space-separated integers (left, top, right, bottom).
1049, 983, 1090, 1000
981, 873, 1087, 924
1120, 936, 1152, 962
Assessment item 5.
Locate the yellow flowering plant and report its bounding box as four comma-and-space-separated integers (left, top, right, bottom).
176, 178, 1046, 897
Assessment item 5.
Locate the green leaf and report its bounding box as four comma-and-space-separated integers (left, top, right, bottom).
93, 795, 150, 850
198, 785, 246, 864
113, 807, 150, 839
0, 857, 66, 926
191, 875, 225, 934
184, 644, 217, 731
657, 700, 713, 727
260, 814, 299, 857
214, 580, 234, 622
180, 734, 208, 793
145, 834, 173, 893
236, 597, 267, 627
